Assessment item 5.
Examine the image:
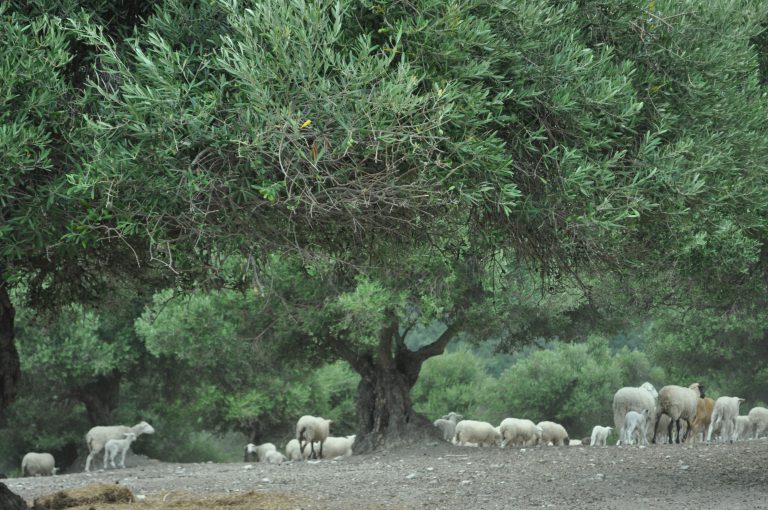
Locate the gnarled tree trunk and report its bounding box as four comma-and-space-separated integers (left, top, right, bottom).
72, 371, 122, 425
337, 319, 461, 453
0, 280, 20, 417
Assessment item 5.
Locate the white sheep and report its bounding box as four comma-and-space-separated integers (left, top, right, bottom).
318, 435, 355, 458
433, 412, 463, 442
85, 421, 155, 472
245, 442, 277, 462
613, 382, 658, 445
653, 382, 704, 444
454, 420, 501, 447
498, 418, 541, 448
21, 452, 57, 477
296, 415, 332, 459
734, 416, 751, 441
104, 432, 137, 469
285, 439, 306, 461
748, 406, 768, 439
264, 451, 287, 464
590, 426, 613, 446
707, 396, 745, 443
537, 421, 569, 446
621, 410, 649, 446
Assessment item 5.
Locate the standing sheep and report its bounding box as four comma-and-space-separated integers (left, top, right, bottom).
537, 421, 569, 446
454, 420, 501, 447
244, 442, 277, 462
499, 418, 542, 448
689, 397, 715, 443
621, 410, 649, 446
590, 426, 613, 446
734, 416, 752, 441
707, 396, 745, 443
433, 412, 463, 442
21, 453, 57, 477
85, 421, 155, 472
748, 406, 768, 439
317, 435, 356, 458
296, 415, 332, 459
652, 382, 705, 444
104, 433, 137, 469
613, 382, 658, 446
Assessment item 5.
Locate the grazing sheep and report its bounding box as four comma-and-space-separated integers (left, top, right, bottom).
613, 382, 658, 446
318, 435, 356, 458
568, 439, 583, 446
590, 426, 613, 446
748, 407, 768, 439
245, 442, 277, 462
433, 412, 463, 442
537, 421, 569, 446
264, 451, 287, 464
689, 397, 715, 443
499, 418, 541, 448
296, 415, 332, 459
734, 416, 752, 441
21, 453, 56, 477
621, 410, 649, 446
85, 421, 155, 472
707, 396, 745, 443
285, 439, 306, 461
653, 382, 705, 444
454, 420, 501, 447
104, 433, 137, 469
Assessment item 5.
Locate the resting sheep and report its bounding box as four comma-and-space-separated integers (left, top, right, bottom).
499, 418, 541, 448
85, 421, 155, 472
296, 415, 332, 459
590, 426, 613, 446
748, 407, 768, 439
21, 453, 57, 477
653, 382, 705, 444
707, 396, 745, 443
104, 432, 137, 469
285, 439, 306, 461
245, 442, 277, 462
613, 382, 658, 445
433, 412, 463, 442
264, 451, 286, 464
454, 420, 501, 447
621, 410, 649, 446
537, 421, 569, 446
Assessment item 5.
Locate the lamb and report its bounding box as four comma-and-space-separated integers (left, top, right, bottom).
689, 397, 715, 443
104, 432, 137, 469
652, 382, 705, 444
85, 421, 155, 472
317, 435, 355, 458
707, 396, 745, 443
244, 442, 277, 462
454, 420, 501, 447
613, 382, 658, 445
21, 453, 57, 477
433, 412, 463, 442
537, 421, 569, 446
296, 415, 332, 459
734, 416, 752, 441
748, 406, 768, 439
590, 426, 613, 446
264, 451, 287, 464
499, 418, 541, 448
621, 410, 649, 446
285, 439, 306, 461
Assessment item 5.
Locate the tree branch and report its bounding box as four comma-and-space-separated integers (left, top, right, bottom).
411, 322, 461, 364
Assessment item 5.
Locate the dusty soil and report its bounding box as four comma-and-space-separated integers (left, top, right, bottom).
7, 439, 768, 510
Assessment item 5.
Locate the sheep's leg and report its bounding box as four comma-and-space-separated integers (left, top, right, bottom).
681, 419, 691, 443
309, 441, 316, 460
666, 417, 674, 444
85, 452, 94, 472
120, 448, 127, 468
651, 414, 661, 444
104, 450, 110, 469
319, 440, 324, 459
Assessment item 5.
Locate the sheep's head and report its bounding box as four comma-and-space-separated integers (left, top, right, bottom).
137, 421, 156, 434
123, 432, 137, 441
689, 382, 705, 398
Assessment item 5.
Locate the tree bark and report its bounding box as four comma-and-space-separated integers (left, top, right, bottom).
343, 320, 461, 453
0, 483, 28, 510
0, 280, 21, 417
72, 371, 122, 425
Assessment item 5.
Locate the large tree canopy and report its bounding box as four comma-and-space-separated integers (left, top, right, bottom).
3, 0, 768, 449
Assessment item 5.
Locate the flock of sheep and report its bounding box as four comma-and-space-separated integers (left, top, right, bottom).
16, 382, 768, 476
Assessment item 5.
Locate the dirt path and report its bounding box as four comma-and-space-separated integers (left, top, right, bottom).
7, 439, 768, 509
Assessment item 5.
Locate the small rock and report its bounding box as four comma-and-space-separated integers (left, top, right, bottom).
680, 465, 690, 470
243, 465, 254, 470
405, 473, 416, 479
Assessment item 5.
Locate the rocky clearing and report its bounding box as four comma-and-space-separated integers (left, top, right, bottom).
6, 439, 768, 509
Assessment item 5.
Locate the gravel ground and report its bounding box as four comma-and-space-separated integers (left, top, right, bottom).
7, 439, 768, 509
